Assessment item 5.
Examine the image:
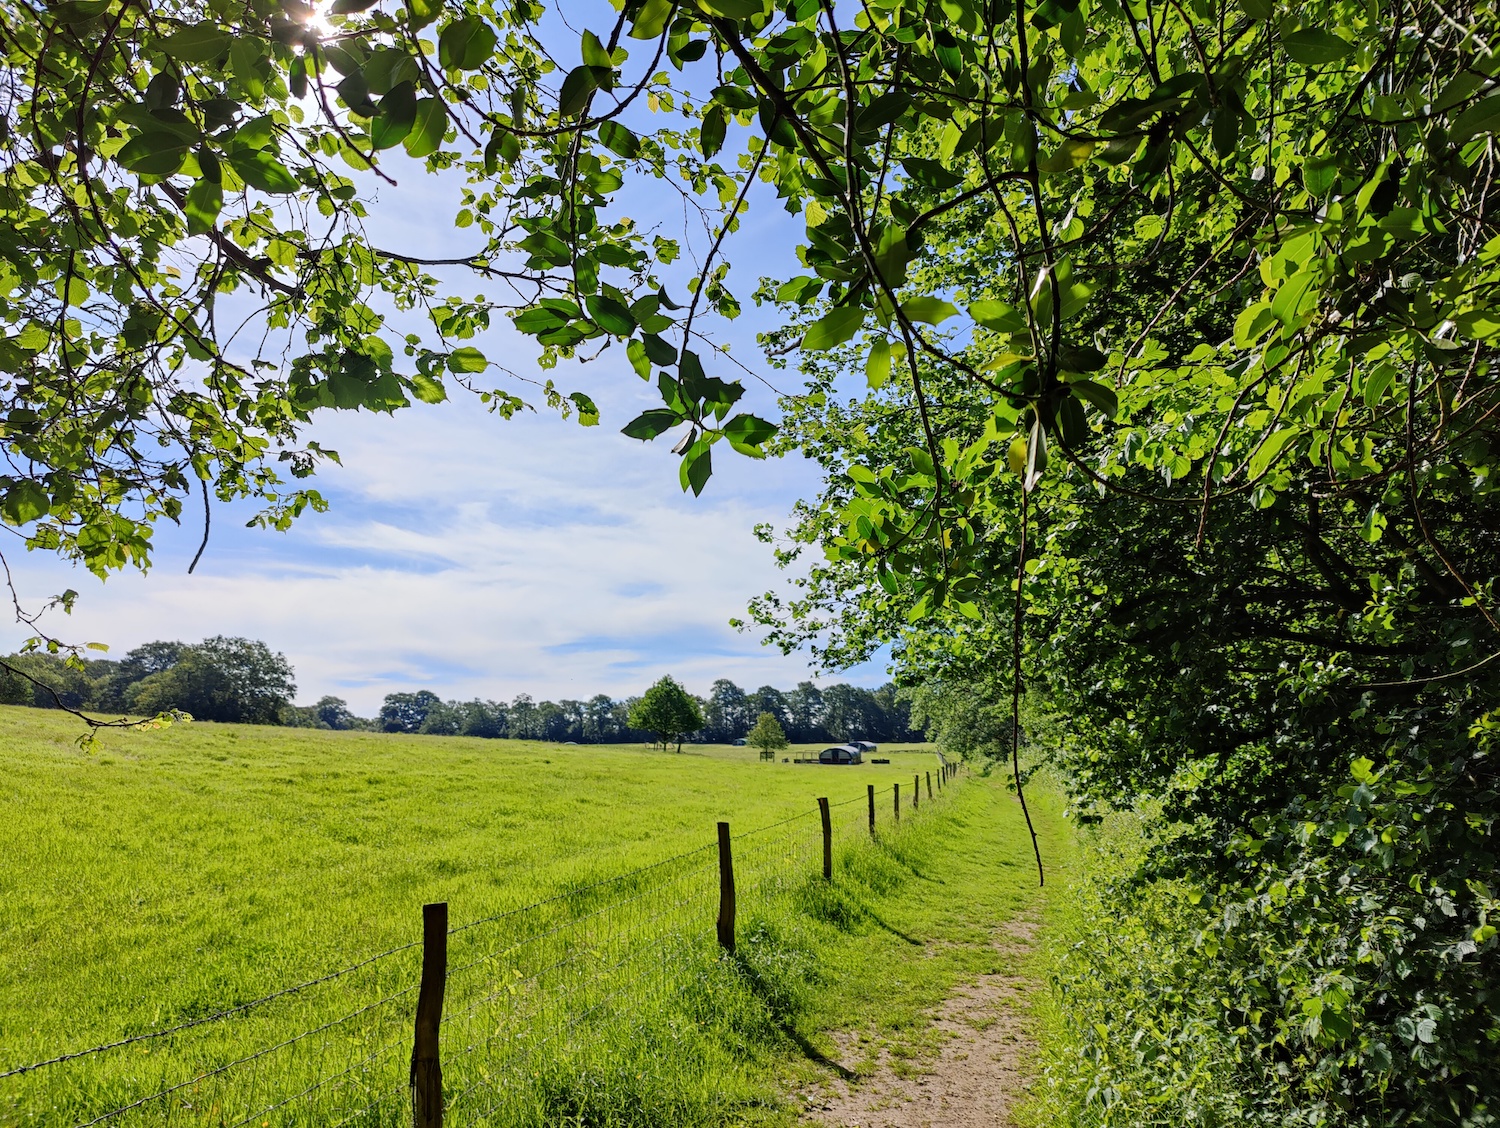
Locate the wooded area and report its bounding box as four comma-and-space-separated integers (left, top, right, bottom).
2, 0, 1496, 1122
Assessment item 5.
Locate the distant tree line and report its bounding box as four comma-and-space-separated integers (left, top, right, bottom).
2, 641, 922, 745
0, 638, 295, 724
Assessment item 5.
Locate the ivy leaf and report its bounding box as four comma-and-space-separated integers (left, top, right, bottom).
802, 306, 865, 350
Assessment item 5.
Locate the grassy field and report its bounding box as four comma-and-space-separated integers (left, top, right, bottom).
0, 705, 1061, 1126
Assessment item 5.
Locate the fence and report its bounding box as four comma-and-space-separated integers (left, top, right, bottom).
1, 762, 965, 1128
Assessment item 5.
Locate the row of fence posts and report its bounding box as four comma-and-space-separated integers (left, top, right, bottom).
408, 760, 961, 1127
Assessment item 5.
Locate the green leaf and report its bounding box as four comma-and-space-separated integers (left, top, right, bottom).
371, 82, 418, 150
560, 65, 600, 117
697, 0, 768, 19
183, 176, 224, 235
1271, 268, 1319, 327
407, 373, 447, 403
622, 409, 679, 440
407, 0, 441, 29
1036, 137, 1094, 173
1282, 28, 1354, 65
1363, 364, 1395, 408
117, 132, 189, 176
680, 440, 712, 496
901, 297, 959, 325
900, 157, 962, 190
2, 481, 50, 525
711, 85, 758, 111
723, 413, 777, 456
630, 0, 673, 38
403, 99, 447, 158
330, 0, 379, 12
446, 346, 488, 373
1025, 418, 1048, 491
1249, 428, 1296, 478
866, 339, 892, 389
802, 306, 865, 350
1451, 94, 1500, 142
585, 294, 635, 336
699, 105, 727, 158
1236, 0, 1272, 17
1070, 378, 1118, 419
230, 148, 299, 193
569, 391, 600, 425
159, 24, 231, 62
438, 17, 497, 71
969, 301, 1029, 333
598, 120, 640, 158
1235, 300, 1276, 346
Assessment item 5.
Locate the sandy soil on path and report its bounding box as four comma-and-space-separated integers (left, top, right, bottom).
797, 920, 1037, 1128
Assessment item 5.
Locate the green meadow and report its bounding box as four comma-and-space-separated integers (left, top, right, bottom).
0, 706, 1060, 1126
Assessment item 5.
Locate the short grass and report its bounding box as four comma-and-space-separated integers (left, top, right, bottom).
0, 706, 1060, 1126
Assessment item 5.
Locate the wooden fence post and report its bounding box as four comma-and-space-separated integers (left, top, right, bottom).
913, 774, 920, 810
894, 782, 900, 823
410, 902, 447, 1128
867, 784, 876, 837
818, 797, 832, 880
926, 771, 933, 801
717, 821, 736, 954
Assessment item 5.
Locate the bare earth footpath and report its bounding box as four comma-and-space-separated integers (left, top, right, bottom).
798, 918, 1038, 1128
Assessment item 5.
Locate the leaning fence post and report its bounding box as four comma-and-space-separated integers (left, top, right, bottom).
867, 784, 876, 837
894, 783, 900, 823
716, 821, 736, 954
411, 902, 447, 1128
818, 797, 832, 880
926, 771, 933, 801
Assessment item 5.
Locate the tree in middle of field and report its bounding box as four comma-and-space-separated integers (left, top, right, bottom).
628, 677, 703, 753
746, 712, 789, 761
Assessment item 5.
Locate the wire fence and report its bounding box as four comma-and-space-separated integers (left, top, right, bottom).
2, 763, 966, 1128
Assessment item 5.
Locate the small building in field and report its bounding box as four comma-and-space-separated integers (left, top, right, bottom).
818, 744, 863, 765
850, 740, 878, 753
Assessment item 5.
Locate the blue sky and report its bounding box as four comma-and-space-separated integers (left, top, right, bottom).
6, 92, 887, 714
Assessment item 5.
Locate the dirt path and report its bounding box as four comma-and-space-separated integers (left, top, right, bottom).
797, 920, 1037, 1128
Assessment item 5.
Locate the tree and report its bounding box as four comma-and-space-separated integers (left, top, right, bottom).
703, 678, 749, 742
130, 636, 294, 723
746, 712, 788, 760
627, 677, 703, 752
314, 696, 362, 730
378, 690, 442, 734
